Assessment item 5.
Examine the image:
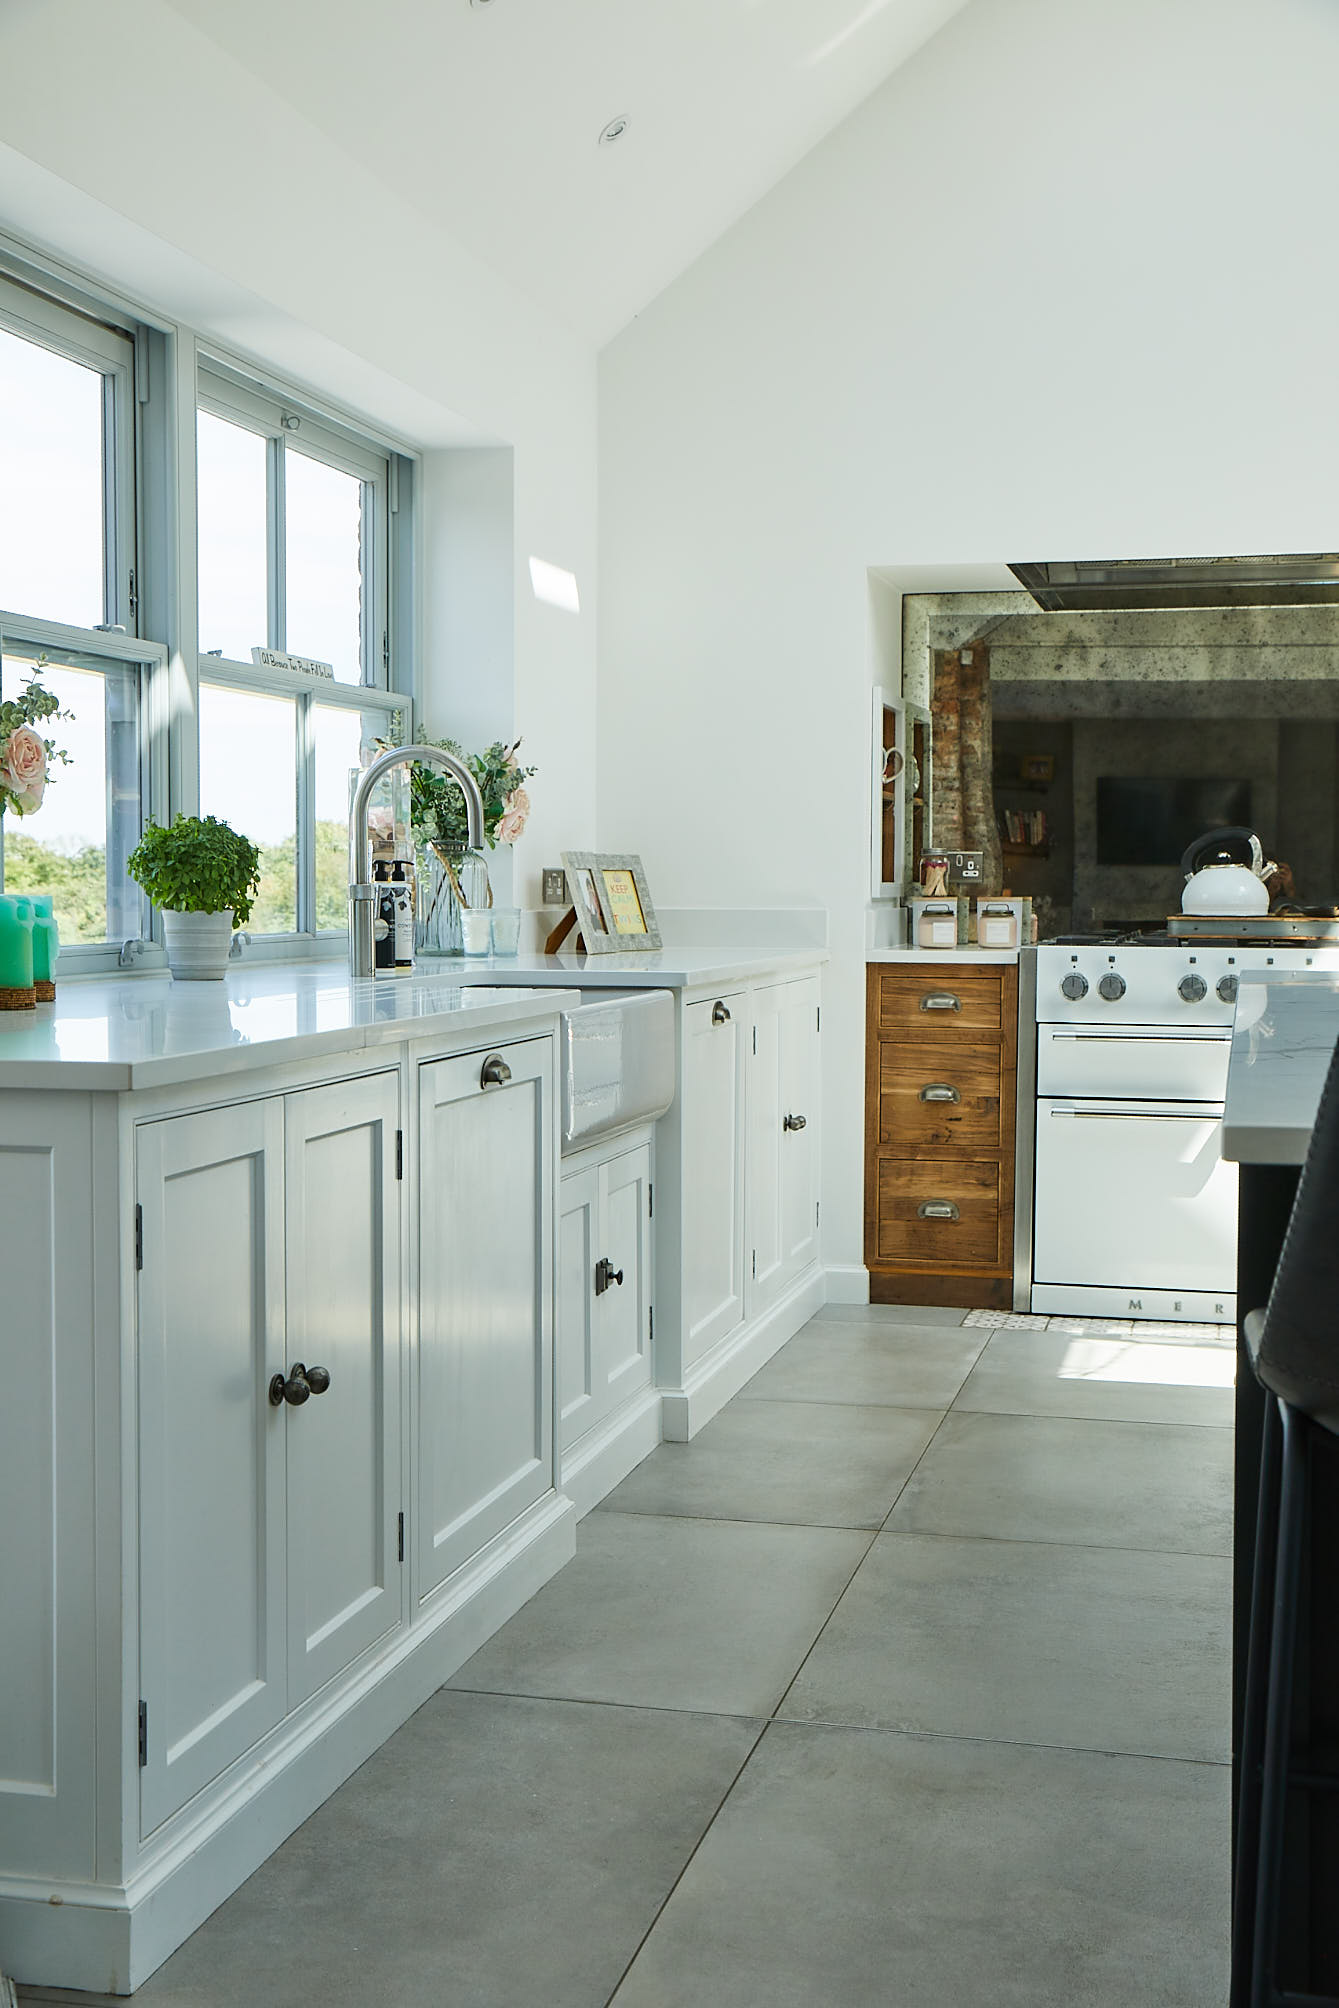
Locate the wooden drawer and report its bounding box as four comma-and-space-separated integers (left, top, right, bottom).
870, 1156, 1003, 1270
872, 967, 1003, 1043
876, 1041, 1004, 1152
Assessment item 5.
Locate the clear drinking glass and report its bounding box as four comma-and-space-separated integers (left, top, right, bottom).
460, 908, 492, 956
490, 907, 521, 955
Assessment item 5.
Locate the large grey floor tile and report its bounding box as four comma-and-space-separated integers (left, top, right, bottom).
779, 1530, 1231, 1760
740, 1318, 987, 1409
449, 1511, 871, 1717
817, 1300, 967, 1328
610, 1720, 1229, 2008
887, 1410, 1233, 1555
600, 1398, 939, 1527
101, 1692, 761, 2008
954, 1327, 1236, 1426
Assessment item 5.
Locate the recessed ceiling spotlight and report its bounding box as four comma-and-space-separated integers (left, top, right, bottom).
469, 1, 494, 10
598, 117, 629, 147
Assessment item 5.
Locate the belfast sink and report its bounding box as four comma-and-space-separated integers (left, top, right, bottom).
560, 988, 675, 1151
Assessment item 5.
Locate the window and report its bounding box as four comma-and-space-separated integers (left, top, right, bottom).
195, 364, 407, 940
0, 277, 155, 953
0, 246, 417, 968
196, 367, 388, 686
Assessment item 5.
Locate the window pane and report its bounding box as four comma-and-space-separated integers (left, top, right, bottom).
313, 703, 384, 930
197, 411, 269, 664
198, 683, 296, 932
0, 651, 140, 945
0, 327, 105, 628
285, 446, 364, 683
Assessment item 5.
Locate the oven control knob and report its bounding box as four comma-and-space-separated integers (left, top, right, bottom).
1178, 974, 1208, 1003
1217, 974, 1239, 1003
1060, 972, 1089, 1001
1097, 972, 1126, 1002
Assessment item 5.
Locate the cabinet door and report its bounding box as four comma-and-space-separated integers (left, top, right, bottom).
284, 1073, 402, 1706
778, 977, 821, 1280
558, 1163, 599, 1449
137, 1101, 287, 1833
681, 994, 746, 1367
747, 988, 785, 1307
599, 1140, 654, 1412
748, 977, 821, 1312
418, 1039, 554, 1599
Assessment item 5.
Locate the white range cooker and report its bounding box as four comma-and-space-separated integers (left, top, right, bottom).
1030, 936, 1339, 1324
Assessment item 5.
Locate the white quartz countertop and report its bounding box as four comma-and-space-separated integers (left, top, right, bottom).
0, 963, 580, 1092
416, 945, 826, 987
1222, 971, 1339, 1165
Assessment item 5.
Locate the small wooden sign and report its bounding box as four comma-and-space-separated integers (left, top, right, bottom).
251, 647, 334, 680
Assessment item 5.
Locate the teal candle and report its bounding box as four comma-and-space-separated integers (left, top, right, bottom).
25, 893, 59, 991
0, 894, 35, 1006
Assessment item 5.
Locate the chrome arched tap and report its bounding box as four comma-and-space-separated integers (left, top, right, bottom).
348, 744, 485, 976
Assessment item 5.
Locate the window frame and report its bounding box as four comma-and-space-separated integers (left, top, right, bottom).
197, 360, 391, 688
196, 654, 408, 946
0, 235, 422, 972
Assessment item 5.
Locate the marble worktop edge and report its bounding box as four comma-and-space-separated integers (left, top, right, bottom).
1222, 970, 1339, 1166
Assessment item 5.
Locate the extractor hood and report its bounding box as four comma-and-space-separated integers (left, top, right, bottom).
1008, 554, 1339, 612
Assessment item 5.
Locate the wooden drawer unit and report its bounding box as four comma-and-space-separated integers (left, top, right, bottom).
865, 961, 1019, 1310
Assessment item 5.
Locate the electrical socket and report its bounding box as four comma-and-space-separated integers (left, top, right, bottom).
541, 867, 567, 905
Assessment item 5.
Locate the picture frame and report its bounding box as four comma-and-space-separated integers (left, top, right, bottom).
560, 851, 662, 954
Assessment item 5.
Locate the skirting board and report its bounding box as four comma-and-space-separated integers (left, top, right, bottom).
660, 1265, 826, 1442
0, 1496, 577, 1996
823, 1264, 869, 1305
559, 1387, 663, 1518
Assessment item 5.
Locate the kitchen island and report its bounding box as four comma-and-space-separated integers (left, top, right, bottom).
1223, 970, 1339, 2001
0, 943, 826, 1994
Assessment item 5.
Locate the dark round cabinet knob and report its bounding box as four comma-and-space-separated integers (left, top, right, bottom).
268, 1363, 331, 1407
1178, 974, 1208, 1003
1097, 972, 1127, 1002
305, 1365, 332, 1395
1060, 972, 1089, 1001
1217, 974, 1239, 1003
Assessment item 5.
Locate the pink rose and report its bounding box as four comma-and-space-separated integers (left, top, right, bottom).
2, 726, 46, 813
495, 785, 530, 845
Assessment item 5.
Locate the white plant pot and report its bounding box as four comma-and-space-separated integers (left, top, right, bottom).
161, 908, 234, 980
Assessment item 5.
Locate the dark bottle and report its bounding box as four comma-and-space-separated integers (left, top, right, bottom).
372, 859, 396, 971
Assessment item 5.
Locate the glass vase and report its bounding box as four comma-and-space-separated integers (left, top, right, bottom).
415, 844, 490, 956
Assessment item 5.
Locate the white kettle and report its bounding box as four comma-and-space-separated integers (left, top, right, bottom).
1180, 827, 1273, 916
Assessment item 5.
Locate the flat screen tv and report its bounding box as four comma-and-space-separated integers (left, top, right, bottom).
1096, 777, 1254, 868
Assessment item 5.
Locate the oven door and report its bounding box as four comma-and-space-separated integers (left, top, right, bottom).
1033, 1098, 1238, 1294
1037, 1024, 1232, 1102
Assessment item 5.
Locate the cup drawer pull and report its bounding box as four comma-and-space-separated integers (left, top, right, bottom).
917, 1200, 960, 1222
918, 1083, 960, 1104
919, 993, 962, 1013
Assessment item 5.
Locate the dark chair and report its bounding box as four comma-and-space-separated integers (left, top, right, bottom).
1232, 1028, 1339, 2008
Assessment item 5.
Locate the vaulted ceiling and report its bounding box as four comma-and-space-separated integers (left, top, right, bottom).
164, 0, 971, 345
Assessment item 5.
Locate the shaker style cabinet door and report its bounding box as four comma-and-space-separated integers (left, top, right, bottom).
417, 1039, 554, 1601
748, 977, 821, 1315
681, 994, 746, 1368
558, 1140, 654, 1456
557, 1163, 600, 1447
137, 1100, 288, 1833
284, 1073, 402, 1706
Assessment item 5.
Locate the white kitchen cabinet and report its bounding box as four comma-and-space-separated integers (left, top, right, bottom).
136, 1073, 403, 1830
747, 975, 821, 1314
283, 1073, 402, 1705
136, 1099, 290, 1832
417, 1037, 555, 1598
680, 991, 747, 1367
558, 1131, 654, 1462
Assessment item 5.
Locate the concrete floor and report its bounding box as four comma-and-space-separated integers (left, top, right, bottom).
21, 1304, 1234, 2007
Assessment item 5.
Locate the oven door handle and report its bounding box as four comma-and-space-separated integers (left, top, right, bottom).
1045, 1031, 1231, 1044
1047, 1107, 1222, 1121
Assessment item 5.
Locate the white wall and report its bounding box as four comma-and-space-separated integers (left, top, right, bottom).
0, 0, 600, 889
598, 0, 1339, 1278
